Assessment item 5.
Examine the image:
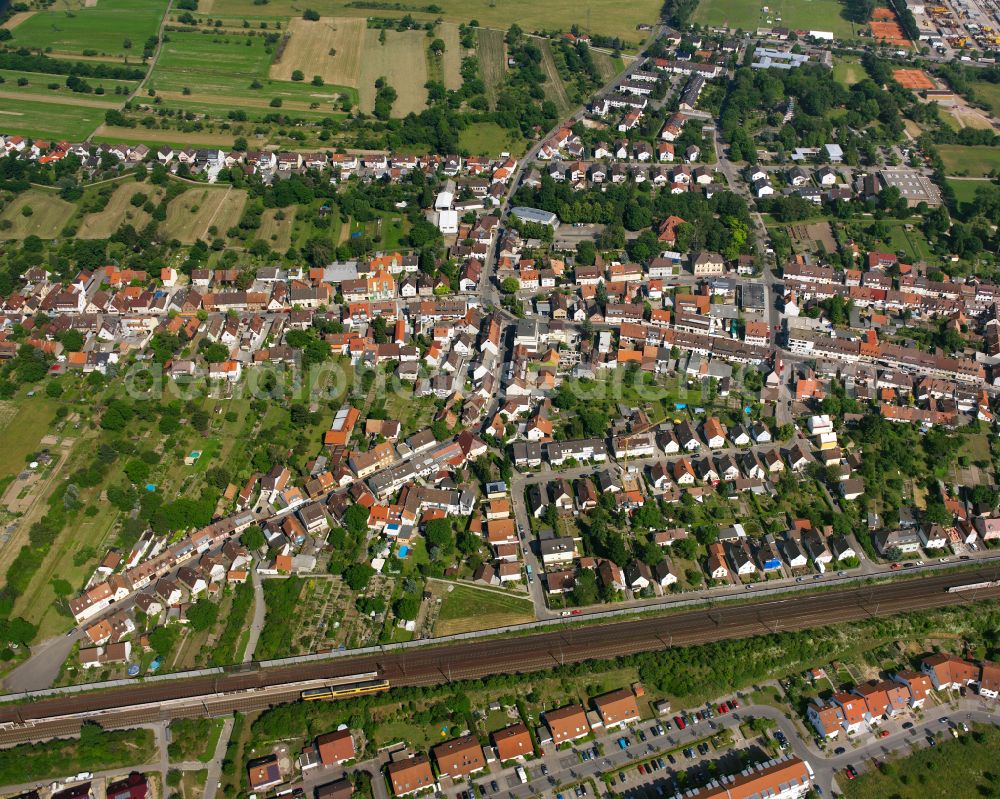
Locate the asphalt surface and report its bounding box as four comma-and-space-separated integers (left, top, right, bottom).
0, 568, 997, 746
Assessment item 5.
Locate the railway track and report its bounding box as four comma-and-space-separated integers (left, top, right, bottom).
1, 569, 998, 746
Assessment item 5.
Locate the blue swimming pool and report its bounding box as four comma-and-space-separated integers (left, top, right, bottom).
398, 545, 410, 558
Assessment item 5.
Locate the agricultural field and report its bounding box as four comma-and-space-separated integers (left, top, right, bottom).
0, 190, 76, 240
0, 96, 106, 141
938, 144, 1000, 177
162, 186, 248, 244
8, 0, 171, 59
477, 27, 507, 110
205, 0, 662, 45
691, 0, 856, 38
358, 28, 428, 117
537, 38, 572, 114
269, 16, 363, 90
440, 22, 463, 91
150, 29, 356, 117
0, 69, 136, 102
258, 208, 294, 252
77, 182, 166, 240
432, 583, 535, 636
92, 126, 236, 149
1, 12, 36, 32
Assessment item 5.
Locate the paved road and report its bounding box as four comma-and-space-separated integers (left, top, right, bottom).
242, 571, 266, 663
202, 715, 234, 799
446, 690, 1000, 799
483, 26, 664, 309
3, 631, 79, 693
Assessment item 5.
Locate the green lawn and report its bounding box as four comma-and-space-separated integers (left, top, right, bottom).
881, 222, 934, 263
833, 57, 863, 87
691, 0, 857, 38
10, 0, 170, 58
0, 95, 105, 140
0, 395, 59, 482
434, 583, 535, 635
938, 144, 1000, 177
969, 80, 1000, 116
459, 121, 525, 157
348, 210, 410, 251
948, 178, 995, 206
843, 725, 998, 799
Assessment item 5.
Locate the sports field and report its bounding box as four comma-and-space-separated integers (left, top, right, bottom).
78, 182, 166, 240
162, 187, 248, 244
358, 28, 428, 117
8, 0, 170, 58
205, 0, 661, 44
938, 145, 1000, 177
691, 0, 856, 38
0, 190, 76, 240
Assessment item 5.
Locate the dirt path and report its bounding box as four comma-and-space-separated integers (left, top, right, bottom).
128, 0, 173, 104
1, 11, 35, 30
